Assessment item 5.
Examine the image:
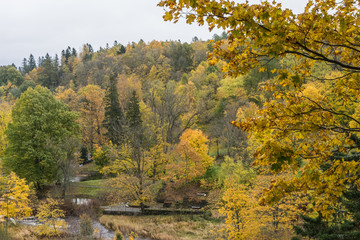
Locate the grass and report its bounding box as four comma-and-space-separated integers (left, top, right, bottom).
9, 225, 76, 240
77, 162, 98, 174
99, 213, 224, 240
69, 179, 107, 198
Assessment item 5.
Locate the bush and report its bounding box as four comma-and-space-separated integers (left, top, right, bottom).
80, 214, 93, 238
114, 231, 124, 240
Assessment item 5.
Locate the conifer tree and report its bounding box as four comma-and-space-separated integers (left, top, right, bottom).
125, 90, 146, 211
37, 54, 59, 90
28, 54, 37, 71
21, 58, 29, 74
119, 45, 126, 54
293, 138, 360, 240
126, 90, 142, 130
103, 76, 124, 145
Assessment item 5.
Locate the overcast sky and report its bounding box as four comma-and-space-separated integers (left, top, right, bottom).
0, 0, 309, 67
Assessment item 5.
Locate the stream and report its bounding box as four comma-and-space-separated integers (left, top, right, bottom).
66, 216, 115, 240
18, 217, 115, 239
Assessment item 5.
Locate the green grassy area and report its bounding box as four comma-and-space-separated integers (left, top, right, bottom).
69, 179, 107, 198
77, 162, 99, 174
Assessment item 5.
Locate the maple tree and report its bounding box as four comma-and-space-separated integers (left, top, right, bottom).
166, 129, 214, 193
159, 0, 360, 217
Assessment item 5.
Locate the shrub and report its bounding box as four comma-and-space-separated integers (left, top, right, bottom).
80, 214, 93, 238
114, 231, 124, 240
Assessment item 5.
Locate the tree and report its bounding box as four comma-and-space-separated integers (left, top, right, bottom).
165, 41, 194, 80
158, 0, 360, 217
100, 144, 155, 212
36, 198, 66, 237
126, 90, 142, 130
103, 76, 124, 145
100, 91, 160, 212
0, 66, 24, 86
28, 54, 37, 72
47, 137, 81, 198
4, 86, 79, 189
0, 172, 33, 221
166, 129, 214, 194
78, 85, 106, 155
80, 214, 93, 238
36, 53, 59, 90
0, 101, 11, 158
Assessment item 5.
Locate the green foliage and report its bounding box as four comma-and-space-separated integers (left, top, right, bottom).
126, 90, 142, 129
4, 86, 79, 188
93, 143, 116, 169
294, 187, 360, 240
166, 41, 194, 76
217, 156, 256, 187
103, 76, 124, 145
37, 54, 60, 90
0, 65, 24, 86
114, 231, 124, 240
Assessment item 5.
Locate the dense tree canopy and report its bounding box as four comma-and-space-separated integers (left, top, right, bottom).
4, 86, 79, 188
158, 0, 360, 218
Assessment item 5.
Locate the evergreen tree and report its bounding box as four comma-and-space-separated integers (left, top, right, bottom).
293, 138, 360, 240
125, 90, 143, 159
21, 58, 29, 74
38, 56, 44, 67
54, 54, 60, 70
28, 54, 37, 71
293, 192, 360, 240
103, 76, 124, 145
71, 48, 77, 57
119, 45, 126, 54
125, 90, 147, 212
126, 90, 142, 130
37, 54, 59, 90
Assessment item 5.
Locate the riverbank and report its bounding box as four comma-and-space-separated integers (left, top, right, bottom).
99, 212, 224, 240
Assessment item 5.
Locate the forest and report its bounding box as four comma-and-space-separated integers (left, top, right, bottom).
1, 0, 360, 239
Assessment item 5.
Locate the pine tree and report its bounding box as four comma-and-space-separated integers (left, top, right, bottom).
293, 137, 360, 240
103, 76, 124, 145
37, 54, 59, 90
28, 54, 37, 72
71, 48, 77, 57
21, 58, 29, 74
38, 56, 44, 67
126, 90, 142, 129
125, 90, 146, 212
119, 45, 126, 54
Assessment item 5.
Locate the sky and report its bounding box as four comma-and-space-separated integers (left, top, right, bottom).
0, 0, 309, 67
